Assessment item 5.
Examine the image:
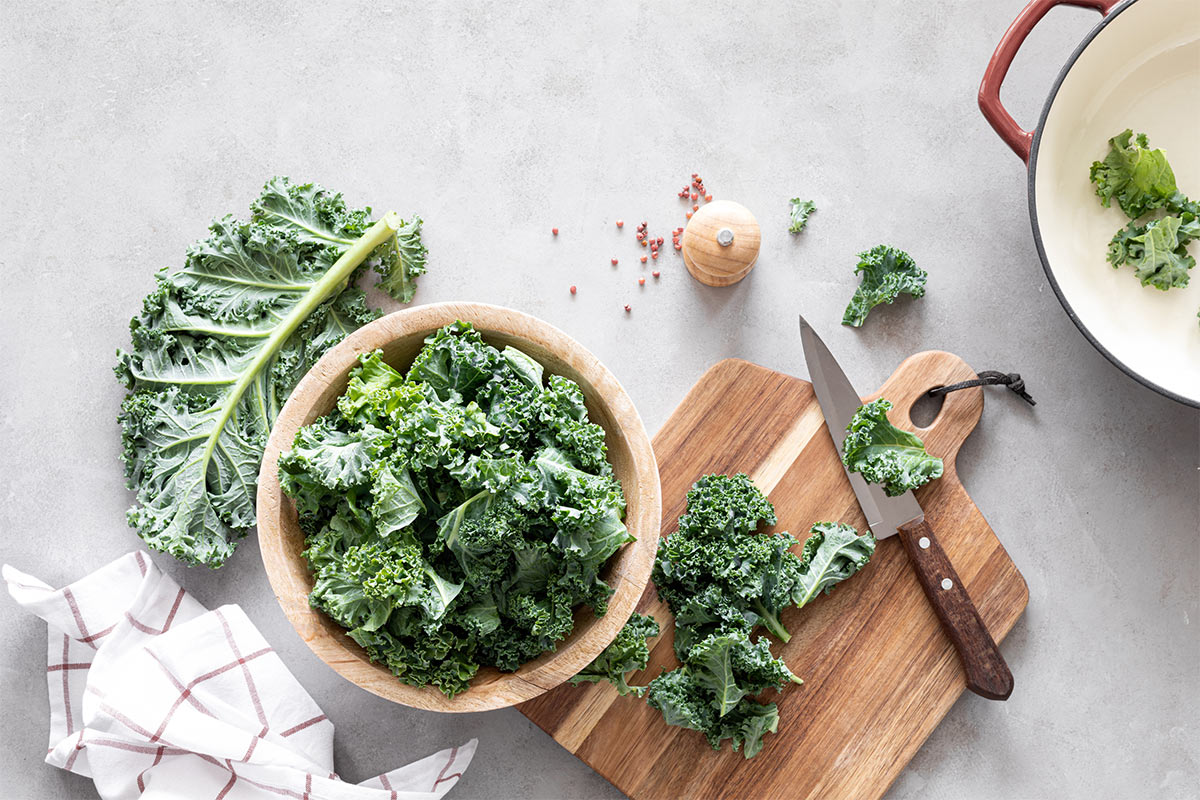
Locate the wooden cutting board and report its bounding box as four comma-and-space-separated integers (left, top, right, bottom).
518, 353, 1028, 800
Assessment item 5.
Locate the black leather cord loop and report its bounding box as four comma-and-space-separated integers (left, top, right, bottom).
928, 370, 1035, 406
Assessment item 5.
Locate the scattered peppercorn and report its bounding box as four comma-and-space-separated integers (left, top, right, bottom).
685, 211, 693, 219
552, 228, 559, 235
611, 257, 618, 265
692, 204, 699, 212
569, 285, 577, 294
624, 304, 631, 313
616, 219, 624, 228
638, 277, 646, 286
652, 270, 661, 278
704, 194, 712, 202
640, 255, 648, 263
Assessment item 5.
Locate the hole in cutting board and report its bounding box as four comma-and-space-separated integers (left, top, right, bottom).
909, 390, 944, 429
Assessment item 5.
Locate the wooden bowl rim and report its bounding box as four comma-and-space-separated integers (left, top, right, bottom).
256, 302, 661, 712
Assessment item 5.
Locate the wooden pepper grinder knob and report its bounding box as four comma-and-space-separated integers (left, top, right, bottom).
682, 200, 761, 287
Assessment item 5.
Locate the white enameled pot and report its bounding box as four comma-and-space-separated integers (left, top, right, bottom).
981, 0, 1200, 407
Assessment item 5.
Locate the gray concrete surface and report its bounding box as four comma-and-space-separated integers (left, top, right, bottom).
2, 1, 1197, 798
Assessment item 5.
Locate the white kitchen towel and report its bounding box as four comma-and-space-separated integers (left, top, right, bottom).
4, 551, 476, 800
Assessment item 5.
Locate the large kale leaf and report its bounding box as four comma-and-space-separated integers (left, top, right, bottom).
280, 325, 632, 697
842, 399, 943, 496
842, 245, 927, 327
116, 178, 426, 567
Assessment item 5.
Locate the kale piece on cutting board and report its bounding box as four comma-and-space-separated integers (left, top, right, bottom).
841, 398, 943, 496
642, 474, 874, 758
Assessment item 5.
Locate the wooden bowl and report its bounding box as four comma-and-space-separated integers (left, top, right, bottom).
257, 302, 661, 712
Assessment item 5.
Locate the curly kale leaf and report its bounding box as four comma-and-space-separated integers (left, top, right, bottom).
570, 612, 660, 696
654, 474, 873, 650
842, 245, 927, 327
1107, 214, 1197, 290
646, 474, 873, 759
842, 399, 943, 496
646, 629, 797, 759
689, 632, 802, 716
675, 473, 776, 539
793, 522, 876, 606
711, 700, 780, 759
280, 322, 631, 696
788, 198, 816, 234
116, 177, 426, 567
376, 216, 427, 303
1089, 130, 1178, 219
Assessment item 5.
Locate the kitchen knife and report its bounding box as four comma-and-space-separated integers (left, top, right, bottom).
799, 315, 1013, 701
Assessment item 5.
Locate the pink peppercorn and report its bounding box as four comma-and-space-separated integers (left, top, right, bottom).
638, 277, 645, 286
569, 285, 576, 294
552, 228, 559, 235
652, 270, 661, 278
611, 257, 618, 265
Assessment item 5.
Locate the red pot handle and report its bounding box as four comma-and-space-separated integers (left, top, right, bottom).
979, 0, 1122, 163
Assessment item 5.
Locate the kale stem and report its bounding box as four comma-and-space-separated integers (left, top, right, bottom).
753, 600, 791, 643
196, 213, 401, 469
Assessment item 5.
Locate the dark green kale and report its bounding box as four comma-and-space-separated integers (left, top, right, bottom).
279, 323, 632, 697
116, 177, 427, 567
646, 630, 797, 758
570, 612, 661, 696
1089, 130, 1178, 219
645, 474, 875, 758
1090, 130, 1197, 292
788, 198, 816, 234
842, 399, 943, 496
1107, 213, 1197, 290
653, 475, 873, 649
841, 245, 927, 327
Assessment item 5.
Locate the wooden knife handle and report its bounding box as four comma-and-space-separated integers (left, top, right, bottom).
897, 518, 1014, 700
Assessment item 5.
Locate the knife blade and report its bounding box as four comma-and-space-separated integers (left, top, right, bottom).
798, 313, 1014, 701
798, 315, 923, 540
